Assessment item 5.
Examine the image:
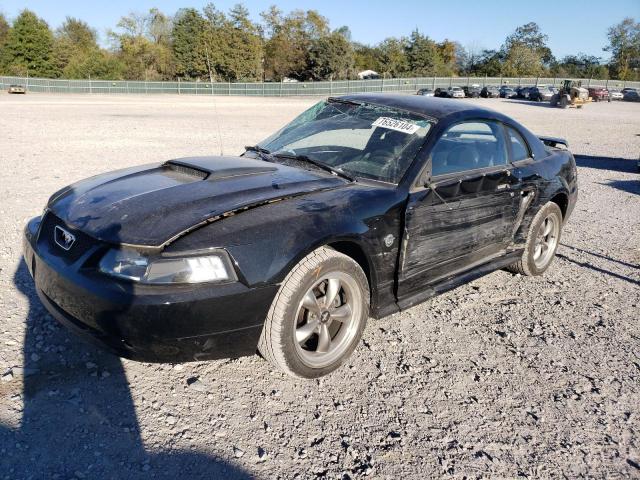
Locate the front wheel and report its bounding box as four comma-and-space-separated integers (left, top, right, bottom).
258, 247, 369, 378
508, 202, 563, 276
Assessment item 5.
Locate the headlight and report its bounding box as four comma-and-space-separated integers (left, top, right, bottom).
99, 248, 236, 284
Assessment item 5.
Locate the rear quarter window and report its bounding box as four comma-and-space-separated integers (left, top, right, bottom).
507, 127, 530, 162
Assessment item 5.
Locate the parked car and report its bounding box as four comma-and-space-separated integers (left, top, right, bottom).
500, 87, 518, 98
516, 86, 533, 99
462, 85, 481, 98
434, 87, 450, 98
588, 87, 610, 102
8, 84, 26, 94
481, 86, 500, 98
417, 88, 435, 97
23, 94, 578, 378
623, 89, 640, 102
529, 86, 555, 102
609, 89, 624, 101
449, 86, 465, 98
621, 87, 636, 95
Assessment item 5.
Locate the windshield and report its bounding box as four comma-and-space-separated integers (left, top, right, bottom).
258, 100, 432, 183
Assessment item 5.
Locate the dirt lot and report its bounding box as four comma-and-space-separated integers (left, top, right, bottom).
0, 94, 638, 479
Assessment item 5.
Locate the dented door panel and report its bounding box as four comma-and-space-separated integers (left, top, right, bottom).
398, 167, 521, 299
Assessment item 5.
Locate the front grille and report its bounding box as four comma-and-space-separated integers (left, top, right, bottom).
38, 212, 98, 264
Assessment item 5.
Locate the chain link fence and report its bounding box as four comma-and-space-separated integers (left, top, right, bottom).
1, 75, 638, 96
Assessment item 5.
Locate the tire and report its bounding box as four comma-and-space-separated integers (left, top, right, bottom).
560, 95, 569, 108
507, 202, 563, 276
258, 247, 369, 378
550, 94, 558, 107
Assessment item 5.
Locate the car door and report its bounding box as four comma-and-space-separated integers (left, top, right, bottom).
397, 120, 522, 302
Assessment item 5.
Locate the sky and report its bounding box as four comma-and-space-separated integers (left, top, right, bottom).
1, 0, 639, 60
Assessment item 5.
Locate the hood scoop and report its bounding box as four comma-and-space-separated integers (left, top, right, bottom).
166, 156, 277, 181
165, 162, 208, 179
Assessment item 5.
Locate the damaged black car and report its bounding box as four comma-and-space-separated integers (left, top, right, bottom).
23, 94, 578, 378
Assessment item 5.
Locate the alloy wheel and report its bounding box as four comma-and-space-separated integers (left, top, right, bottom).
533, 214, 559, 269
293, 272, 363, 369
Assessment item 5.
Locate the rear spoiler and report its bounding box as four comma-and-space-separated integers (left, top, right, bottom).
538, 135, 569, 148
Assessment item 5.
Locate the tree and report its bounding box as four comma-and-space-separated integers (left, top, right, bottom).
111, 9, 175, 80
222, 4, 263, 81
307, 31, 354, 80
2, 10, 55, 77
502, 43, 544, 76
473, 49, 504, 76
0, 13, 10, 46
261, 7, 329, 80
437, 39, 458, 76
405, 30, 443, 76
57, 17, 97, 52
504, 22, 553, 65
62, 50, 124, 79
604, 18, 640, 80
378, 37, 408, 78
552, 54, 608, 79
353, 42, 382, 73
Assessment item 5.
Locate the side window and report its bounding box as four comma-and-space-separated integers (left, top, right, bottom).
507, 127, 530, 162
430, 121, 508, 176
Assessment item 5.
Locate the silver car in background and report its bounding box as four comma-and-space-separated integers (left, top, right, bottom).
449, 86, 465, 98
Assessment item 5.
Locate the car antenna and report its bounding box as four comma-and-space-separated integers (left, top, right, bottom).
210, 86, 224, 156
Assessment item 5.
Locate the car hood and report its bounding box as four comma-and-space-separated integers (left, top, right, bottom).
47, 156, 347, 248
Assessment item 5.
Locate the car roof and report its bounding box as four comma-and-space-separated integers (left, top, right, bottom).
333, 93, 507, 122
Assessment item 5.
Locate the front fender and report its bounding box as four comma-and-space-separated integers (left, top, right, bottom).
163, 185, 405, 294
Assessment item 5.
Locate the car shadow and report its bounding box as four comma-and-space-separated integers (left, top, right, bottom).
574, 154, 639, 174
599, 179, 640, 196
502, 99, 553, 108
561, 243, 639, 271
0, 259, 252, 479
556, 253, 640, 287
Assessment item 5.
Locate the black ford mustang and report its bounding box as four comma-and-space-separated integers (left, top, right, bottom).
23, 94, 578, 378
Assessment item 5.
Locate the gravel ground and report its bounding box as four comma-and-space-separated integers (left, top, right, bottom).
0, 94, 638, 479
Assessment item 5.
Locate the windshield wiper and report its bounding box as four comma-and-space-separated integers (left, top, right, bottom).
273, 152, 355, 182
244, 145, 274, 162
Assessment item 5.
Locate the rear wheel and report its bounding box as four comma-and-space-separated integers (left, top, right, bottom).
508, 202, 563, 276
258, 247, 369, 378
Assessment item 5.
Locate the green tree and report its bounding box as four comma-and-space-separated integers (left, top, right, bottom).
604, 18, 640, 80
172, 8, 208, 79
0, 13, 10, 46
63, 49, 124, 79
353, 43, 383, 73
472, 49, 503, 76
222, 4, 263, 81
307, 30, 354, 80
52, 17, 100, 77
57, 17, 97, 51
2, 10, 55, 77
261, 7, 329, 80
504, 22, 553, 66
552, 54, 609, 79
437, 39, 458, 75
111, 9, 175, 80
502, 43, 543, 76
405, 30, 443, 76
378, 38, 408, 78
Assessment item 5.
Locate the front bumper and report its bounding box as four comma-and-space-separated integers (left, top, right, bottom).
23, 216, 278, 362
